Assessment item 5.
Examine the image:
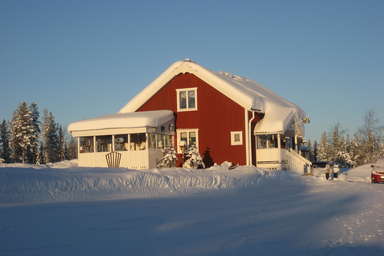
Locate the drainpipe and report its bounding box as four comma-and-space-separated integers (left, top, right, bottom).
248, 111, 256, 166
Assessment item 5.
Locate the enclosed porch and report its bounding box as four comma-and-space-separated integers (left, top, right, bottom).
255, 133, 311, 173
68, 110, 175, 169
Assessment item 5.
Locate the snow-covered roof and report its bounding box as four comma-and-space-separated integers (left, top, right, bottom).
119, 60, 307, 134
68, 110, 174, 132
214, 71, 307, 135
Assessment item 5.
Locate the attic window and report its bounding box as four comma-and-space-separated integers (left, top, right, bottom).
176, 88, 197, 112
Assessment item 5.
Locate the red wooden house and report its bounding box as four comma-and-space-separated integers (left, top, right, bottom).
69, 60, 311, 173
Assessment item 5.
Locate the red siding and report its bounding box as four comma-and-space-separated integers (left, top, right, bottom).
137, 73, 247, 165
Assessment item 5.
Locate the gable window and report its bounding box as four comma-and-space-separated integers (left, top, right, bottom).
177, 88, 197, 111
177, 129, 198, 153
230, 131, 243, 146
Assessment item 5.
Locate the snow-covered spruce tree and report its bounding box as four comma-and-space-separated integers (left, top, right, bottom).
182, 144, 205, 169
329, 123, 355, 166
66, 136, 77, 160
156, 147, 177, 168
312, 140, 318, 162
27, 102, 41, 164
317, 132, 330, 162
329, 123, 346, 159
337, 134, 355, 167
39, 142, 45, 164
0, 120, 12, 163
42, 110, 60, 163
58, 125, 65, 161
10, 102, 35, 163
352, 110, 384, 165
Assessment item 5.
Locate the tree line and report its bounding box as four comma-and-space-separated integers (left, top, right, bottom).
0, 102, 77, 164
310, 111, 384, 167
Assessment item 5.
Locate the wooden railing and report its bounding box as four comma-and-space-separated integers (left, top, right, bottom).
282, 149, 312, 174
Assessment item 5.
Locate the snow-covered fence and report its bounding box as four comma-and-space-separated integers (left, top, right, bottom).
282, 149, 312, 174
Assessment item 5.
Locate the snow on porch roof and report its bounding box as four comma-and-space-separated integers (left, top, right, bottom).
68, 110, 174, 133
119, 60, 307, 134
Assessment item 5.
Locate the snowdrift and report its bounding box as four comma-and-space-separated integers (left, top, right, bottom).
344, 158, 384, 183
0, 164, 282, 205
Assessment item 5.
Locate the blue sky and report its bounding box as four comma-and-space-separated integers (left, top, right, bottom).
1, 0, 383, 140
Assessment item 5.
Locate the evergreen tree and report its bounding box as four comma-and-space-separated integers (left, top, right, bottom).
353, 110, 383, 165
39, 142, 46, 164
10, 102, 35, 163
313, 140, 318, 162
27, 102, 41, 163
42, 110, 59, 163
58, 125, 65, 161
0, 120, 11, 163
329, 123, 346, 159
317, 132, 330, 162
66, 136, 77, 160
183, 144, 205, 169
157, 147, 177, 168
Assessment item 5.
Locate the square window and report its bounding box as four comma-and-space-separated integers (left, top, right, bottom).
177, 88, 197, 111
230, 131, 243, 146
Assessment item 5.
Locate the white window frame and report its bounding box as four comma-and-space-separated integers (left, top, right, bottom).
176, 87, 198, 112
176, 128, 199, 153
230, 131, 243, 146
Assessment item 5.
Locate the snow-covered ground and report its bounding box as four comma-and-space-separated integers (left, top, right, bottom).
0, 162, 383, 255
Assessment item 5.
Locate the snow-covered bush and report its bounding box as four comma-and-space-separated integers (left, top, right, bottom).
156, 147, 177, 168
336, 151, 355, 167
182, 145, 205, 169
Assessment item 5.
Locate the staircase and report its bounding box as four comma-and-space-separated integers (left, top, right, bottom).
282, 149, 312, 174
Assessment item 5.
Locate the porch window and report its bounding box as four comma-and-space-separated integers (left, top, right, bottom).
177, 88, 197, 111
130, 133, 146, 151
96, 135, 112, 152
256, 134, 278, 149
148, 134, 156, 149
164, 135, 172, 148
114, 134, 128, 151
177, 129, 198, 153
157, 134, 165, 149
79, 136, 94, 153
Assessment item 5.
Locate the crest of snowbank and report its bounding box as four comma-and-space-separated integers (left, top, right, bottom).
0, 164, 285, 205
0, 160, 79, 169
344, 158, 384, 183
311, 158, 384, 183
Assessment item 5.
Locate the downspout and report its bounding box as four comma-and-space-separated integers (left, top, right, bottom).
248, 111, 256, 166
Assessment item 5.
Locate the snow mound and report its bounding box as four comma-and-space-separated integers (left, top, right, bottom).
0, 160, 78, 169
0, 166, 283, 205
344, 159, 384, 183
346, 164, 373, 183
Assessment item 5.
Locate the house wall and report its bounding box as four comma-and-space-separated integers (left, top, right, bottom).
137, 73, 247, 165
